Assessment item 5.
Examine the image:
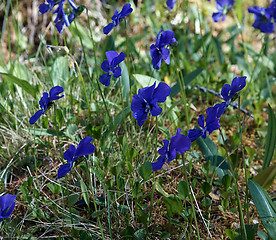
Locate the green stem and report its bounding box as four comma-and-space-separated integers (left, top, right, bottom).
182, 158, 200, 239
171, 52, 190, 129
83, 10, 113, 125
149, 116, 158, 230
85, 159, 105, 240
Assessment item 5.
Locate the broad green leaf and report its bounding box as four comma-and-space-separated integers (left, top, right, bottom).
0, 72, 36, 98
170, 68, 203, 97
80, 180, 90, 207
196, 135, 230, 178
133, 74, 160, 87
120, 62, 130, 101
263, 104, 276, 170
26, 128, 68, 137
178, 180, 189, 200
254, 164, 276, 189
51, 56, 69, 87
154, 181, 170, 197
163, 195, 183, 217
138, 161, 152, 181
248, 180, 276, 240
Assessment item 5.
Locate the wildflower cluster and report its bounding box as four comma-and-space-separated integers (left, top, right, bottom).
248, 0, 276, 33
39, 0, 84, 33
188, 76, 246, 142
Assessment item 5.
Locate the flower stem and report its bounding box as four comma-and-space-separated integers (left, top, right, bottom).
171, 52, 190, 129
182, 158, 200, 239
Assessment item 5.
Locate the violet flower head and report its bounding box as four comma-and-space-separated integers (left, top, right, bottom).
248, 4, 275, 33
39, 0, 82, 33
152, 129, 191, 171
57, 137, 95, 179
214, 76, 246, 117
212, 0, 234, 22
150, 29, 177, 70
166, 0, 177, 10
29, 86, 64, 125
0, 195, 16, 222
99, 51, 126, 86
131, 82, 171, 126
103, 3, 133, 35
188, 106, 220, 142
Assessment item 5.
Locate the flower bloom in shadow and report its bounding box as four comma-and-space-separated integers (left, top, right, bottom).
150, 29, 177, 70
29, 86, 64, 125
131, 82, 171, 126
57, 137, 95, 179
188, 107, 220, 142
152, 129, 191, 171
0, 195, 16, 222
39, 0, 83, 33
99, 51, 126, 86
212, 0, 234, 22
215, 76, 246, 117
166, 0, 177, 10
103, 3, 133, 34
248, 3, 275, 33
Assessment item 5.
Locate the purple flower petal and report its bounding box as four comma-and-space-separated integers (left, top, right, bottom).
63, 145, 76, 163
74, 136, 95, 159
56, 163, 73, 179
99, 73, 111, 86
29, 109, 44, 125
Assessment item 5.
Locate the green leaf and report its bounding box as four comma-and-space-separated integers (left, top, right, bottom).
80, 180, 90, 207
163, 195, 183, 217
138, 161, 152, 181
200, 181, 212, 195
196, 135, 230, 178
26, 128, 68, 137
248, 180, 276, 240
133, 74, 160, 87
134, 229, 147, 240
253, 164, 276, 189
178, 180, 189, 200
160, 232, 171, 239
51, 56, 69, 87
120, 62, 130, 101
212, 36, 224, 65
155, 181, 170, 197
0, 72, 36, 98
263, 104, 276, 170
225, 229, 239, 240
170, 68, 203, 98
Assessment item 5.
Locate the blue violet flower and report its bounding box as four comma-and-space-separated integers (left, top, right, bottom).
99, 51, 126, 86
57, 137, 95, 179
248, 4, 275, 33
152, 129, 191, 171
214, 76, 246, 117
29, 86, 64, 125
103, 3, 133, 35
166, 0, 177, 10
150, 29, 177, 70
131, 81, 171, 126
212, 0, 234, 22
188, 107, 220, 142
0, 195, 16, 222
39, 0, 82, 33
